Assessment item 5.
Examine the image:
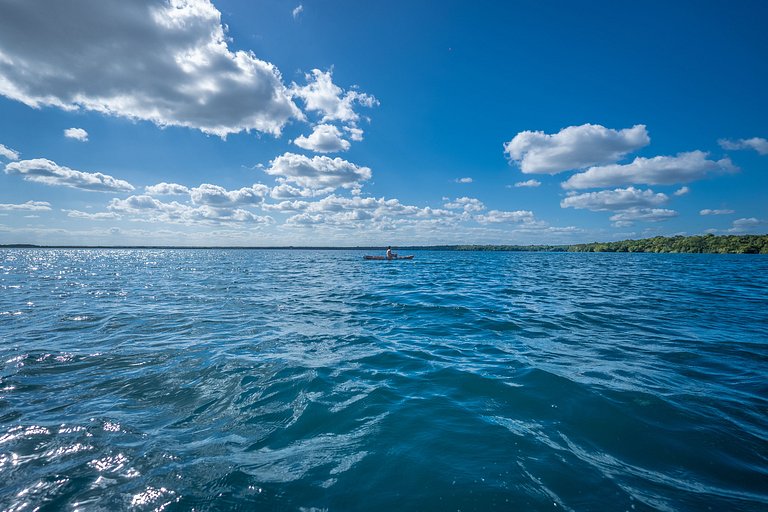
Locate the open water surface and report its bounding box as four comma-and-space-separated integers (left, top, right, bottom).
0, 249, 766, 511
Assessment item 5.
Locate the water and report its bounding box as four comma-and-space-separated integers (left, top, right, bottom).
1, 249, 766, 511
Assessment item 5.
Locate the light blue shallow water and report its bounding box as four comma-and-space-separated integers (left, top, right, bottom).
0, 249, 766, 511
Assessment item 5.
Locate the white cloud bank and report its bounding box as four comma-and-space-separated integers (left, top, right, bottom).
504, 124, 650, 174
443, 197, 485, 212
562, 151, 736, 190
145, 182, 190, 196
0, 143, 20, 161
609, 208, 678, 227
5, 158, 134, 192
263, 152, 372, 191
189, 183, 268, 206
560, 187, 669, 211
719, 137, 768, 155
0, 200, 51, 211
292, 5, 304, 19
700, 209, 734, 215
108, 195, 272, 226
64, 128, 89, 142
293, 124, 350, 153
514, 179, 541, 188
64, 209, 121, 220
0, 0, 301, 137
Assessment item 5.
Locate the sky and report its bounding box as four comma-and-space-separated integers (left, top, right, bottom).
0, 0, 766, 246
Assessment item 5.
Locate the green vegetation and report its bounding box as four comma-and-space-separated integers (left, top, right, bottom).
431, 234, 768, 254
566, 234, 768, 254
2, 234, 767, 253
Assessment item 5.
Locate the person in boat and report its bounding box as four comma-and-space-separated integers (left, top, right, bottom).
386, 246, 398, 259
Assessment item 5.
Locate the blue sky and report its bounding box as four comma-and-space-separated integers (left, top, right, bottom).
0, 0, 766, 246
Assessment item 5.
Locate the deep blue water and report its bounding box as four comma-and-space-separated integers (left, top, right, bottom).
0, 249, 767, 511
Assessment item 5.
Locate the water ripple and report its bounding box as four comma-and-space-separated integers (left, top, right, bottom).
0, 249, 766, 511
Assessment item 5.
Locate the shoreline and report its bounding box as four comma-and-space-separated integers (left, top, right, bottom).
1, 234, 767, 254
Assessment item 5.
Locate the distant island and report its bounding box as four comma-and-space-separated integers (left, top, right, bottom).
1, 234, 767, 253
431, 234, 768, 254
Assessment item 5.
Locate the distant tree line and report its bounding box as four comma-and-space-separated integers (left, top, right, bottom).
424, 234, 768, 254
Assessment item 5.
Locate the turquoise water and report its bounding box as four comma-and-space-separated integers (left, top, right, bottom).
1, 249, 766, 511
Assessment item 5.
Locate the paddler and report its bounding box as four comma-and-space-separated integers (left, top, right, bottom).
386, 246, 398, 259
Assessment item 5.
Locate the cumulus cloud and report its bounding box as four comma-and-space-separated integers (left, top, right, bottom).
63, 209, 121, 220
108, 194, 271, 225
0, 0, 301, 137
278, 194, 458, 228
673, 186, 690, 196
718, 137, 768, 155
292, 69, 378, 125
263, 152, 372, 191
189, 183, 268, 206
292, 4, 304, 19
270, 184, 315, 199
64, 128, 89, 141
0, 143, 20, 161
562, 151, 736, 190
5, 158, 134, 192
609, 208, 678, 227
145, 182, 190, 196
261, 199, 310, 212
700, 209, 734, 215
0, 200, 51, 211
344, 126, 364, 142
293, 124, 350, 153
443, 197, 485, 212
729, 217, 765, 232
475, 210, 535, 224
514, 179, 541, 188
455, 177, 473, 184
504, 124, 649, 174
560, 187, 669, 211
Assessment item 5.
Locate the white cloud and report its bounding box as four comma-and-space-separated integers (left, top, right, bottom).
729, 217, 766, 233
108, 194, 271, 225
0, 0, 301, 137
560, 187, 668, 211
292, 69, 378, 125
718, 137, 768, 155
278, 194, 459, 228
562, 151, 736, 190
504, 124, 649, 174
475, 210, 535, 224
455, 177, 473, 184
0, 200, 51, 211
269, 184, 315, 199
145, 182, 190, 196
0, 143, 20, 161
514, 179, 541, 188
673, 186, 690, 196
609, 208, 678, 227
292, 4, 304, 19
63, 209, 121, 220
700, 209, 734, 216
262, 199, 310, 212
293, 124, 350, 153
189, 183, 268, 206
5, 158, 134, 192
263, 152, 372, 191
64, 127, 89, 142
443, 197, 485, 212
344, 126, 364, 141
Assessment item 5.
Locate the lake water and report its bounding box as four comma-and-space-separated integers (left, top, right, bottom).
1, 249, 766, 511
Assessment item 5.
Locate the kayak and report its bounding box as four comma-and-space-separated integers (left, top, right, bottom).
363, 255, 414, 260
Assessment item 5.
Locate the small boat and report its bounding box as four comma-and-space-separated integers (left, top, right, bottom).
363, 255, 414, 260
